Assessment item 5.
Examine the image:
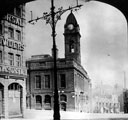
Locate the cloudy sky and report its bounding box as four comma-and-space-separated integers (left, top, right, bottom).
25, 0, 127, 88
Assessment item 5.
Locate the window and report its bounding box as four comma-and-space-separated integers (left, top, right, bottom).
8, 27, 14, 39
15, 6, 21, 17
0, 51, 2, 63
16, 54, 21, 67
0, 24, 2, 35
69, 41, 75, 53
60, 94, 67, 102
60, 74, 66, 88
16, 30, 21, 41
44, 95, 51, 104
44, 75, 50, 88
8, 53, 14, 66
35, 75, 41, 89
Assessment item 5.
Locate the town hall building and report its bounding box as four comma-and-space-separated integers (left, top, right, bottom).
26, 12, 91, 112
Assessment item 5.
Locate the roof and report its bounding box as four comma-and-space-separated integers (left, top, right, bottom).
65, 12, 78, 26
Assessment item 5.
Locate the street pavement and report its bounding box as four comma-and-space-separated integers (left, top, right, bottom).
2, 109, 128, 120
24, 109, 128, 120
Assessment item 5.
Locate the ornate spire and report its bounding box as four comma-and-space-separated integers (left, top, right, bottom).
65, 12, 78, 26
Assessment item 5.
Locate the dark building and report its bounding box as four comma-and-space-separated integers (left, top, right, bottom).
26, 12, 91, 112
0, 4, 27, 118
123, 89, 128, 113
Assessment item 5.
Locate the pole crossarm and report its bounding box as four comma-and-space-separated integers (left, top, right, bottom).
28, 4, 83, 28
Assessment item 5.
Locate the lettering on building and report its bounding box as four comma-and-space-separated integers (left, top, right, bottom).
6, 14, 22, 26
0, 37, 24, 51
0, 65, 27, 76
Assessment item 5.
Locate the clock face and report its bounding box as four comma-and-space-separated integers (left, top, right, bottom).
68, 24, 74, 30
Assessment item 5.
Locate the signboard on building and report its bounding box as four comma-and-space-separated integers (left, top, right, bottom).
0, 65, 27, 76
0, 36, 24, 51
6, 14, 22, 26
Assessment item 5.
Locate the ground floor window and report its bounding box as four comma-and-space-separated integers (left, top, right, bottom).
44, 95, 51, 110
60, 94, 67, 111
36, 95, 42, 110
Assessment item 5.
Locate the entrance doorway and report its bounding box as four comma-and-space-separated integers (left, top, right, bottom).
8, 83, 22, 116
60, 94, 67, 111
36, 95, 42, 110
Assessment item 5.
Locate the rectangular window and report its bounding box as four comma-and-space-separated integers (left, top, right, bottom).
60, 74, 66, 88
16, 30, 21, 41
16, 54, 21, 67
35, 75, 41, 89
8, 53, 14, 66
0, 51, 2, 63
8, 27, 14, 39
44, 75, 50, 88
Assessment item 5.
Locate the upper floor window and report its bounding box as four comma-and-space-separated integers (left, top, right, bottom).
60, 74, 66, 88
35, 75, 41, 89
8, 53, 14, 66
69, 40, 75, 53
16, 54, 21, 67
15, 6, 21, 17
0, 24, 2, 35
16, 30, 21, 41
44, 75, 50, 88
0, 51, 2, 63
8, 27, 14, 39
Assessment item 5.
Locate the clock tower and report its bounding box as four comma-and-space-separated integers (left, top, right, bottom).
64, 12, 81, 64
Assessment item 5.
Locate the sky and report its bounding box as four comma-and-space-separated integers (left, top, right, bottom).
25, 0, 128, 88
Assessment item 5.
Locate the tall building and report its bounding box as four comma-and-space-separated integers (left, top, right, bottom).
26, 12, 91, 112
0, 4, 27, 118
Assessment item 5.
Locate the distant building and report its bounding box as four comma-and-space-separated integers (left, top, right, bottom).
26, 12, 91, 112
0, 4, 27, 118
92, 95, 120, 113
123, 89, 128, 113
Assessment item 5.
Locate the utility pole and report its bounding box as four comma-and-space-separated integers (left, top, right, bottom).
28, 0, 82, 120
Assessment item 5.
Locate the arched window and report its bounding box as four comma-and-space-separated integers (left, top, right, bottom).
44, 95, 51, 104
8, 83, 21, 91
69, 40, 74, 53
36, 95, 42, 110
36, 95, 42, 104
60, 94, 67, 102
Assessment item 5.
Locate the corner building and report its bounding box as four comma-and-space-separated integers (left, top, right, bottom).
0, 4, 27, 118
26, 12, 91, 112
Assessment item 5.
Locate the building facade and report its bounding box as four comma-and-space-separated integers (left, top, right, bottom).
0, 4, 27, 118
26, 12, 91, 112
92, 95, 120, 113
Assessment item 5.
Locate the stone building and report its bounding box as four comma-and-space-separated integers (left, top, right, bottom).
0, 4, 27, 118
26, 12, 91, 112
92, 95, 120, 113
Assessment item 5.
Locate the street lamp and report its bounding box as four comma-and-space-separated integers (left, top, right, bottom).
28, 0, 82, 120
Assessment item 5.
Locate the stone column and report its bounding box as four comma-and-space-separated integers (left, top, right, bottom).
4, 85, 9, 119
22, 79, 26, 118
